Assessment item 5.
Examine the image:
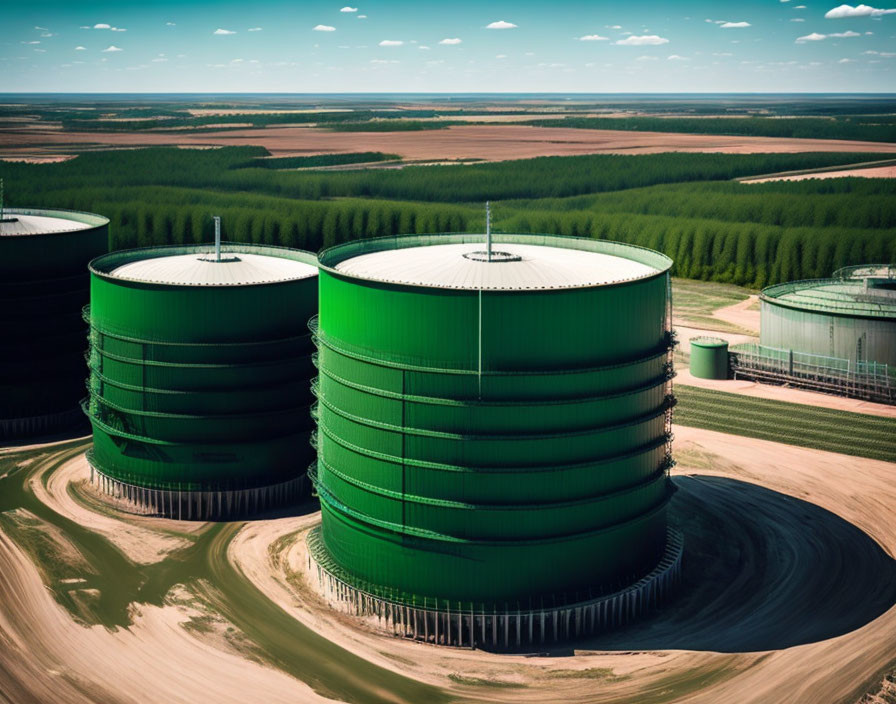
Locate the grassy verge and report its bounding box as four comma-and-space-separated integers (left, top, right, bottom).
674, 386, 896, 462
672, 278, 756, 334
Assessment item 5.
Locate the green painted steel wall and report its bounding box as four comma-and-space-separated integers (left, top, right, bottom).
312, 233, 675, 609
0, 209, 109, 426
86, 243, 318, 491
760, 299, 896, 368
689, 338, 729, 380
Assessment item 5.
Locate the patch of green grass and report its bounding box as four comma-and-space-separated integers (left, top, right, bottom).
546, 668, 629, 681
672, 277, 756, 334
674, 385, 896, 462
447, 673, 527, 689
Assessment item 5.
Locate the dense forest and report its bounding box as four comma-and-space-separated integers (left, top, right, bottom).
2, 146, 894, 288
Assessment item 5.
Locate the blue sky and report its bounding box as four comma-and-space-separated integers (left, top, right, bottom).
1, 1, 894, 92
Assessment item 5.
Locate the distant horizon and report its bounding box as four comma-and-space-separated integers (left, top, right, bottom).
3, 1, 895, 93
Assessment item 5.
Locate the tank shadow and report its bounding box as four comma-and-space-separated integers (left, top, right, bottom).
559, 474, 896, 654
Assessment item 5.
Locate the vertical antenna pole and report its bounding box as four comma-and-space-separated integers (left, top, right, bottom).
485, 201, 491, 262
213, 216, 221, 262
478, 288, 483, 399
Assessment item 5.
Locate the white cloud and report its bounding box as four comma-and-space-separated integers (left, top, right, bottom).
340, 6, 358, 12
102, 45, 123, 52
720, 21, 751, 28
713, 51, 734, 56
486, 20, 517, 29
248, 27, 262, 31
75, 46, 86, 50
496, 54, 507, 58
796, 32, 827, 41
22, 41, 40, 45
379, 39, 403, 46
791, 18, 806, 21
794, 4, 807, 7
419, 45, 431, 50
607, 24, 622, 29
35, 25, 48, 30
214, 28, 236, 35
635, 55, 658, 61
668, 54, 689, 60
111, 27, 126, 32
40, 32, 55, 37
825, 4, 896, 18
830, 29, 862, 35
615, 34, 669, 45
94, 23, 111, 29
370, 59, 398, 64
579, 34, 609, 41
358, 15, 367, 19
838, 57, 855, 61
439, 37, 462, 44
152, 57, 168, 62
166, 22, 176, 26
80, 26, 90, 29
313, 25, 336, 31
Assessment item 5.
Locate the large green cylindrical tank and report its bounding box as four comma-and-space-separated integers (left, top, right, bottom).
760, 268, 896, 367
310, 233, 675, 612
0, 208, 109, 439
85, 243, 318, 519
689, 337, 729, 379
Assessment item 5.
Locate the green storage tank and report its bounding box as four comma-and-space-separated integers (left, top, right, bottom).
308, 233, 683, 647
85, 242, 318, 519
689, 337, 729, 380
1, 208, 108, 439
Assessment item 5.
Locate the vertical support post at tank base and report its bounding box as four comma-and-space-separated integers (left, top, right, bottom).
306, 528, 683, 648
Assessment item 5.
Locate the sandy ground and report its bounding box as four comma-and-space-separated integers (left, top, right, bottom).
711, 295, 760, 334
32, 453, 197, 565
675, 367, 896, 419
0, 529, 334, 704
747, 165, 896, 182
229, 425, 896, 704
674, 324, 756, 349
3, 124, 896, 161
1, 422, 894, 703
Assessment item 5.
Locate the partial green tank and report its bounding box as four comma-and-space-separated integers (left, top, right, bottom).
85, 241, 318, 518
308, 232, 682, 646
689, 337, 729, 379
0, 208, 108, 439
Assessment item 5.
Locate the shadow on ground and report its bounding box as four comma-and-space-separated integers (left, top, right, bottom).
568, 474, 896, 654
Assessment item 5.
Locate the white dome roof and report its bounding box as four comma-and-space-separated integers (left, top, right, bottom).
110, 252, 318, 286
334, 242, 659, 291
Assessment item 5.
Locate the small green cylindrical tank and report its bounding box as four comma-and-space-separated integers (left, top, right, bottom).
689, 337, 730, 379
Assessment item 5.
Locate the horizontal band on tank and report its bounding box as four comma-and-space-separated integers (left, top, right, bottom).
308, 528, 682, 635
313, 394, 675, 442
317, 233, 672, 292
82, 398, 310, 449
313, 470, 675, 547
87, 452, 307, 509
313, 366, 672, 409
89, 242, 318, 287
85, 307, 314, 349
0, 271, 87, 292
90, 393, 310, 423
87, 343, 313, 372
315, 454, 668, 512
313, 424, 672, 475
310, 316, 674, 376
86, 367, 312, 400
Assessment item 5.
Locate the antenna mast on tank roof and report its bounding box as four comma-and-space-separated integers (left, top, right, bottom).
485, 201, 492, 262
213, 215, 221, 262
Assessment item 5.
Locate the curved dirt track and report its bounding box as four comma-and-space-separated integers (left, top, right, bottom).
1, 425, 894, 704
